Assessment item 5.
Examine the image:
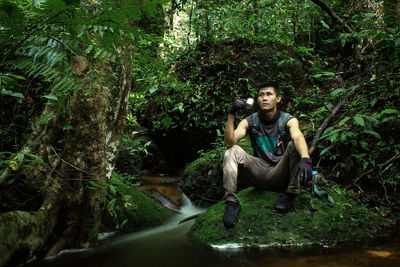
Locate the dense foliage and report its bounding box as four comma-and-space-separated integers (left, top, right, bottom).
129, 0, 400, 206
0, 2, 399, 262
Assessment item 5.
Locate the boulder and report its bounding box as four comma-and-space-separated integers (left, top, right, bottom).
101, 173, 173, 233
188, 186, 395, 248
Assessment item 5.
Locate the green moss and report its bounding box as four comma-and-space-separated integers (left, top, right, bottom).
189, 186, 394, 247
122, 187, 173, 231
102, 172, 173, 233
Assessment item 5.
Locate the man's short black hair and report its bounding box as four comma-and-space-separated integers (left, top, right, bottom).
257, 82, 280, 96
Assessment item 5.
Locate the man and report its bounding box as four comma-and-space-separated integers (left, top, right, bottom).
222, 83, 312, 228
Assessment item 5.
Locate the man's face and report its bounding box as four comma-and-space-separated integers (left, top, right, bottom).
257, 87, 281, 112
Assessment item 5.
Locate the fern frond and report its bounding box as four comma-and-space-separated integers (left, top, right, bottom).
7, 58, 64, 82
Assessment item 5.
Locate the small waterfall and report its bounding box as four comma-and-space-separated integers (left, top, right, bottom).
102, 192, 205, 247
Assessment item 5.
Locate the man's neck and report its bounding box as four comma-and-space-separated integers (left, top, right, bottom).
261, 108, 277, 120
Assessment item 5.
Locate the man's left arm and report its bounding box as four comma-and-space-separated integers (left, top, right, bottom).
287, 118, 313, 184
287, 118, 309, 158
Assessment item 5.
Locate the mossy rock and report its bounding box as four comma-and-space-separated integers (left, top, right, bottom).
189, 186, 395, 248
101, 173, 173, 233
180, 139, 253, 204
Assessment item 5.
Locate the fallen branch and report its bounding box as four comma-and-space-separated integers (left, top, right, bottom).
309, 0, 354, 33
308, 86, 357, 156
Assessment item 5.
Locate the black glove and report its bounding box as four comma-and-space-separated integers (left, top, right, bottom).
296, 157, 313, 186
228, 99, 246, 115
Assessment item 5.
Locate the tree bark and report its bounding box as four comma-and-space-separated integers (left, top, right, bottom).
187, 0, 194, 45
169, 0, 177, 31
0, 43, 134, 267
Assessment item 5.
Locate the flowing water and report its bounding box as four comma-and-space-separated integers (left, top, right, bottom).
25, 176, 400, 267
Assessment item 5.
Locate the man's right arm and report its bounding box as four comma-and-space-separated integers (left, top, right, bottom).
224, 114, 249, 147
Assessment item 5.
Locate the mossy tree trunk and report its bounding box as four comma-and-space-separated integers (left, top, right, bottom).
0, 45, 134, 266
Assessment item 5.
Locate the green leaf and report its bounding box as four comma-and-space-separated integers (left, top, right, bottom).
363, 161, 368, 170
330, 132, 339, 142
360, 140, 369, 150
149, 86, 158, 94
313, 72, 335, 78
353, 115, 365, 127
320, 20, 330, 29
177, 102, 184, 113
161, 116, 173, 128
381, 109, 398, 114
9, 74, 26, 80
341, 39, 346, 48
331, 88, 346, 97
27, 153, 44, 164
88, 180, 103, 189
122, 194, 132, 201
121, 219, 128, 226
1, 89, 24, 99
109, 185, 117, 195
319, 146, 331, 156
35, 113, 53, 126
16, 153, 25, 163
42, 94, 58, 101
363, 130, 381, 139
63, 125, 73, 130
108, 198, 116, 209
339, 117, 351, 126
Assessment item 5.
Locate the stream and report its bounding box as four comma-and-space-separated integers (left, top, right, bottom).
25, 176, 400, 267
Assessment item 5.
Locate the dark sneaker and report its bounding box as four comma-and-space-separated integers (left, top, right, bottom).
223, 201, 241, 228
274, 192, 296, 212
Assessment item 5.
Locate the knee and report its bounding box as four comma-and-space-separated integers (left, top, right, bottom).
287, 141, 295, 151
224, 145, 244, 161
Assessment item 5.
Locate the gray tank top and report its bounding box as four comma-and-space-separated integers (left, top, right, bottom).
246, 111, 294, 164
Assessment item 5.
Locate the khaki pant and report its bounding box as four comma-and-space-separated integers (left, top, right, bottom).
223, 141, 300, 203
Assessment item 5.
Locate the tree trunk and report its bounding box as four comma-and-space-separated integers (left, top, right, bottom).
383, 0, 400, 29
0, 46, 134, 266
169, 0, 177, 31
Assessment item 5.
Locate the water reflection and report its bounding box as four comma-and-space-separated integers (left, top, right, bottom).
139, 176, 184, 210
25, 176, 400, 267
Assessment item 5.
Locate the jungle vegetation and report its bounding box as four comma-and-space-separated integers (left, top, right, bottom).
0, 0, 399, 266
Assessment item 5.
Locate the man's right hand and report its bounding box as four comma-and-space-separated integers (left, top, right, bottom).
228, 99, 246, 115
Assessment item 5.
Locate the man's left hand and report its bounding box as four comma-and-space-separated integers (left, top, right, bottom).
296, 157, 313, 185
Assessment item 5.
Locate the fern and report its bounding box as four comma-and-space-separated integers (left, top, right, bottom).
7, 58, 77, 94
1, 0, 167, 97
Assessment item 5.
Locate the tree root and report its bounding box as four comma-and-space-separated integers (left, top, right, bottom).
0, 210, 46, 267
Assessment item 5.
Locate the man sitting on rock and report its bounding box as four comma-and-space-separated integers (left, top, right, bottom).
222, 83, 312, 228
